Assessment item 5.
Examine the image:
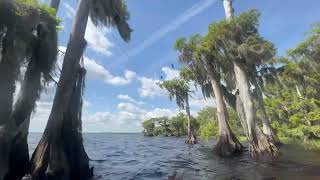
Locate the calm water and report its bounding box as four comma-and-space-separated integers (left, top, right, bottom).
28, 133, 320, 180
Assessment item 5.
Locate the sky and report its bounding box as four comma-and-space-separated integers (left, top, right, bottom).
29, 0, 320, 132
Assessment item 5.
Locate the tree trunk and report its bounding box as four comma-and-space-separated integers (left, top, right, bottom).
220, 85, 249, 139
5, 57, 42, 180
29, 0, 92, 179
210, 76, 242, 156
185, 97, 197, 144
235, 94, 249, 138
223, 0, 279, 161
50, 0, 60, 12
0, 31, 20, 180
252, 79, 280, 144
223, 0, 234, 19
234, 62, 279, 161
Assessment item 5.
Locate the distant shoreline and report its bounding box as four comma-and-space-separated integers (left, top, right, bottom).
29, 132, 143, 134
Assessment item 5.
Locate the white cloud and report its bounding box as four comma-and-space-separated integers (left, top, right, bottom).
85, 18, 114, 56
137, 66, 180, 98
138, 66, 215, 110
143, 108, 177, 120
138, 77, 166, 98
161, 67, 180, 80
58, 46, 136, 86
118, 102, 144, 113
84, 57, 136, 85
117, 94, 144, 105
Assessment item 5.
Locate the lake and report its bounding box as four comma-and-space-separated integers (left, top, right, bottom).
28, 133, 320, 180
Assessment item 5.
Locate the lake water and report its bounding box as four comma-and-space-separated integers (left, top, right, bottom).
28, 133, 320, 180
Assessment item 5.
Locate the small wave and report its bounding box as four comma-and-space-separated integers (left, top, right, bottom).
90, 159, 108, 163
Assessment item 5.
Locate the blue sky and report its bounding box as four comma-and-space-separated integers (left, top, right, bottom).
30, 0, 320, 132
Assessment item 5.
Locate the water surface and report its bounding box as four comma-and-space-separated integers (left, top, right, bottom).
28, 133, 320, 180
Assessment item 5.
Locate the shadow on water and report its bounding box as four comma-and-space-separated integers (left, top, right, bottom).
28, 133, 320, 180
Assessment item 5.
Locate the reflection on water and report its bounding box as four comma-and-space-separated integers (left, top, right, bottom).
28, 133, 320, 180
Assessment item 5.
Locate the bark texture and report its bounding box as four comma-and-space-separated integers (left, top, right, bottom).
223, 0, 234, 19
30, 67, 92, 180
221, 86, 249, 139
223, 0, 279, 161
252, 81, 280, 144
5, 57, 41, 180
30, 0, 92, 179
0, 31, 20, 180
235, 94, 249, 138
185, 98, 197, 144
211, 76, 243, 156
201, 56, 242, 155
234, 62, 279, 161
0, 1, 58, 178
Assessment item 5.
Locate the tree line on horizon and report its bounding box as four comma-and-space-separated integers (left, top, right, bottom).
142, 107, 244, 139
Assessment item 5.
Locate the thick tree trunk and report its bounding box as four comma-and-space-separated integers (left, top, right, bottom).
29, 0, 92, 179
252, 80, 280, 144
210, 76, 243, 156
223, 0, 234, 19
5, 58, 42, 180
221, 85, 249, 139
0, 31, 20, 180
185, 97, 197, 144
234, 62, 279, 161
223, 0, 279, 161
235, 94, 249, 138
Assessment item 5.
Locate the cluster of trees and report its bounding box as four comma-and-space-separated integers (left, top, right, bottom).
156, 0, 320, 161
0, 0, 132, 179
142, 107, 244, 140
264, 24, 320, 145
143, 113, 193, 137
158, 0, 279, 160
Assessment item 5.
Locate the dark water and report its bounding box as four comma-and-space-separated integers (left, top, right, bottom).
28, 133, 320, 180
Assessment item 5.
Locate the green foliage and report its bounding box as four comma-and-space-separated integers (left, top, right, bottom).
142, 107, 244, 141
196, 107, 244, 140
163, 9, 320, 150
198, 121, 218, 140
264, 24, 320, 147
170, 113, 187, 136
16, 0, 58, 20
142, 114, 187, 137
159, 79, 190, 109
142, 119, 155, 136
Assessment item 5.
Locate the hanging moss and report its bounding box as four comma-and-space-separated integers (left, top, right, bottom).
90, 0, 132, 41
0, 1, 58, 179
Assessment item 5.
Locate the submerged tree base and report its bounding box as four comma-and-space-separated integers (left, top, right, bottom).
185, 133, 198, 144
249, 130, 280, 161
214, 134, 243, 157
30, 68, 93, 180
30, 131, 93, 180
5, 135, 29, 180
264, 129, 281, 146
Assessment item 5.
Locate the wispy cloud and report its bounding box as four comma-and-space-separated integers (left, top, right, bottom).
58, 46, 136, 86
111, 0, 216, 67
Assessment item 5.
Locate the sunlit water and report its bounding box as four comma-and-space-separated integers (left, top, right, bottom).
28, 133, 320, 180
